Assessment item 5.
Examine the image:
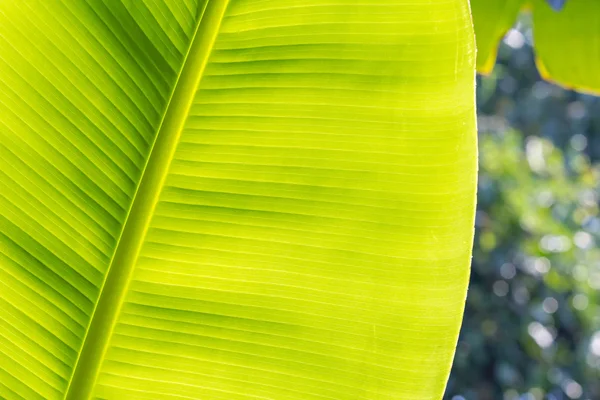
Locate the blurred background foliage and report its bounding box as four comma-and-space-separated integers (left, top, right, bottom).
444, 13, 600, 400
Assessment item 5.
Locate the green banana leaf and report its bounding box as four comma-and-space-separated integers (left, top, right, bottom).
471, 0, 600, 94
470, 0, 524, 73
0, 1, 477, 399
532, 0, 600, 94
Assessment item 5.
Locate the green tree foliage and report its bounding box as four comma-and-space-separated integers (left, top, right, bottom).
448, 130, 600, 399
446, 28, 600, 397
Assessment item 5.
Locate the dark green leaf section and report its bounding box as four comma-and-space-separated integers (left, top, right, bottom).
533, 0, 600, 94
471, 0, 600, 94
471, 0, 523, 73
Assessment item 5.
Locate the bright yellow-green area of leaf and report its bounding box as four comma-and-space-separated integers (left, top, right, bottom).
470, 0, 524, 73
0, 1, 477, 399
471, 0, 600, 95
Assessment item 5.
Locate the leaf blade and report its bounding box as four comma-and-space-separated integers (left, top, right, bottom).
95, 1, 477, 399
0, 1, 202, 398
0, 1, 477, 399
470, 0, 524, 74
533, 0, 600, 94
65, 1, 230, 398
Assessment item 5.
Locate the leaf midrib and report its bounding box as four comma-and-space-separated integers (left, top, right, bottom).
64, 2, 230, 398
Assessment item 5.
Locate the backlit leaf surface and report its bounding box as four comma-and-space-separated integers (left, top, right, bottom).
0, 1, 477, 399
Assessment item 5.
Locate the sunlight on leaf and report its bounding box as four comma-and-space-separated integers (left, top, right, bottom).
0, 1, 477, 399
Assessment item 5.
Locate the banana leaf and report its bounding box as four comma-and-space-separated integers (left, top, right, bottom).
471, 0, 600, 94
0, 1, 477, 399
